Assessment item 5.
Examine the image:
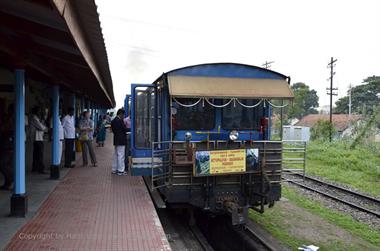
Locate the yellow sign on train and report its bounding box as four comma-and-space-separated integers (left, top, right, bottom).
210, 149, 246, 174
194, 149, 247, 176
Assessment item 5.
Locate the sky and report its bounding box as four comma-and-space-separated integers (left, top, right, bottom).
95, 0, 380, 109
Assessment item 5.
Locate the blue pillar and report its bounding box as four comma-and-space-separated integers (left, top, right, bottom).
72, 94, 76, 125
94, 106, 98, 126
95, 106, 99, 124
124, 95, 130, 116
90, 102, 94, 120
81, 97, 85, 114
11, 69, 27, 217
89, 101, 92, 119
50, 85, 60, 179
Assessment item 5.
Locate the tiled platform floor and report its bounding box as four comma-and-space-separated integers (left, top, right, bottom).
4, 137, 171, 251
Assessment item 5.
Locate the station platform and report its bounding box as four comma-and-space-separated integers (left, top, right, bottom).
4, 137, 171, 251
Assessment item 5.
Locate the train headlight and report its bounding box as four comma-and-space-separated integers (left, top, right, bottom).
229, 130, 239, 141
185, 132, 192, 141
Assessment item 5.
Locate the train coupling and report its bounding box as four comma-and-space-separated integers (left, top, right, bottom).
224, 201, 249, 225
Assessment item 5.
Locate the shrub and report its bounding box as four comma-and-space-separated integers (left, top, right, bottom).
310, 120, 336, 141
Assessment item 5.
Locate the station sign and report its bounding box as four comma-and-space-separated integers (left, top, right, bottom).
194, 148, 259, 176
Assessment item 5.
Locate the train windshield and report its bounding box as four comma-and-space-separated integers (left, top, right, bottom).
222, 99, 263, 130
173, 98, 215, 130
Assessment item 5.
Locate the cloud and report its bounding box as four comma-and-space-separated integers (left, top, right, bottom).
96, 0, 380, 108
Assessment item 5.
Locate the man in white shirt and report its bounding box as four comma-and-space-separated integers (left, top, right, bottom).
62, 107, 76, 168
50, 116, 65, 165
30, 106, 47, 174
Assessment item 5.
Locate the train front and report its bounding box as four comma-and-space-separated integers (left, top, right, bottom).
130, 63, 293, 225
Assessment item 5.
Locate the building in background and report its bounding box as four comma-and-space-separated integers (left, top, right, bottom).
296, 114, 362, 138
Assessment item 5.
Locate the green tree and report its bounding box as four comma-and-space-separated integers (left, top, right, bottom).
311, 120, 336, 141
288, 82, 319, 119
350, 105, 380, 149
334, 76, 380, 115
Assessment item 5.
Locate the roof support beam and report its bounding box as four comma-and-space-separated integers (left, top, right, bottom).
0, 0, 66, 31
0, 11, 74, 48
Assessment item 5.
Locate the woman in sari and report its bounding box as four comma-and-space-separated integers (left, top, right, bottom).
96, 115, 107, 147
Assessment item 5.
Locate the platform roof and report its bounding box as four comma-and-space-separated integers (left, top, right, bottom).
0, 0, 115, 107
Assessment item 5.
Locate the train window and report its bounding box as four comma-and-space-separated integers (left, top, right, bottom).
135, 87, 155, 148
222, 99, 263, 130
173, 98, 215, 130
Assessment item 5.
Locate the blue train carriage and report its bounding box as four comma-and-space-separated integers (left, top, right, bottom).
127, 63, 293, 224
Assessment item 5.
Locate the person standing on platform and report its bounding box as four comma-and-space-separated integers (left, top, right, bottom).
62, 107, 76, 168
49, 115, 65, 166
111, 109, 128, 176
96, 115, 107, 147
123, 115, 131, 172
30, 106, 48, 174
79, 111, 97, 167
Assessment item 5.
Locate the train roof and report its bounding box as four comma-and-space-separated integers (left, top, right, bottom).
165, 62, 288, 80
155, 63, 293, 99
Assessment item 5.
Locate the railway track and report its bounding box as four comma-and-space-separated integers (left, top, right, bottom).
157, 208, 214, 251
283, 172, 380, 218
244, 220, 285, 251
194, 210, 288, 251
158, 207, 283, 251
189, 223, 215, 251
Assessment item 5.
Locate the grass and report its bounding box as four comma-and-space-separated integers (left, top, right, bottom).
306, 140, 380, 197
283, 140, 380, 196
283, 185, 380, 247
249, 202, 309, 249
250, 185, 380, 250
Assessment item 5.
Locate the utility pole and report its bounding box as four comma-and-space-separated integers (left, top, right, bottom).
326, 57, 338, 142
262, 61, 274, 69
261, 61, 283, 138
348, 84, 352, 125
348, 84, 352, 129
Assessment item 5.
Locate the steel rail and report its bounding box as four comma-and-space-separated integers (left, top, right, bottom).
284, 178, 380, 218
244, 222, 279, 251
288, 172, 380, 204
189, 224, 215, 251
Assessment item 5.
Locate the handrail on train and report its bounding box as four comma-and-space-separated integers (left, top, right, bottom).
149, 139, 307, 190
151, 141, 173, 191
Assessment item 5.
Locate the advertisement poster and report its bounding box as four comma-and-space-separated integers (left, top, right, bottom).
194, 148, 259, 176
246, 148, 259, 170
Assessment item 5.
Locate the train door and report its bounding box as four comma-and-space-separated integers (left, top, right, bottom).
130, 84, 158, 176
